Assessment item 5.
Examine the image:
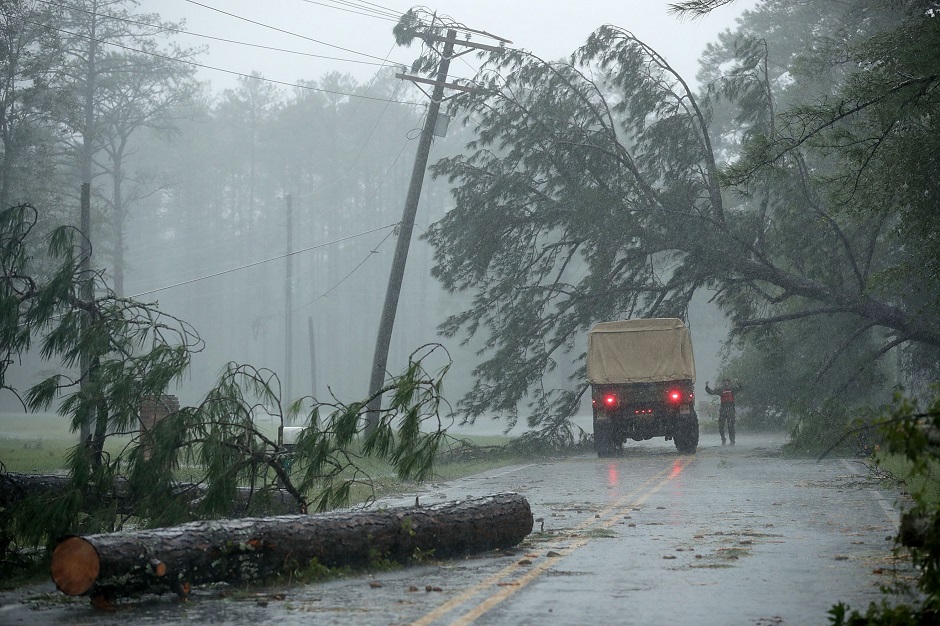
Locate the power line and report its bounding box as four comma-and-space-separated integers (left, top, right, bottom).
293, 132, 419, 309
299, 226, 397, 309
299, 73, 410, 199
26, 19, 420, 105
32, 0, 401, 69
182, 0, 396, 63
340, 0, 402, 14
294, 0, 401, 22
129, 222, 399, 299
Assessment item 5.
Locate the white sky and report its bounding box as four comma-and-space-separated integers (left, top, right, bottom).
137, 0, 756, 95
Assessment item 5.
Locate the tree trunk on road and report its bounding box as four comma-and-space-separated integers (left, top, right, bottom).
50, 492, 533, 601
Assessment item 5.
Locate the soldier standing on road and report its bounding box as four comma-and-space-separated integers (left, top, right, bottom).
705, 379, 742, 446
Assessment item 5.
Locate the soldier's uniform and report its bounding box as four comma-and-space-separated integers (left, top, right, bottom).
705, 380, 742, 445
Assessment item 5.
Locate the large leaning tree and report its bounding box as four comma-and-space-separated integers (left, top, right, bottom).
393, 0, 940, 443
689, 0, 940, 438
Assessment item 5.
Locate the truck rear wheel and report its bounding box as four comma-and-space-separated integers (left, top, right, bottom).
674, 413, 699, 454
594, 420, 618, 457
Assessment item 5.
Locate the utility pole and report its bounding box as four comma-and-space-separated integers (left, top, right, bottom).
364, 29, 457, 433
79, 2, 99, 446
284, 194, 294, 405
308, 315, 317, 400
365, 24, 506, 433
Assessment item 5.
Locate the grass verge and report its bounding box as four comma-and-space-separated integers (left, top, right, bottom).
874, 452, 940, 507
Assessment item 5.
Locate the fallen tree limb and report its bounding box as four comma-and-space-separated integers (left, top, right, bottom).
0, 473, 76, 505
50, 492, 533, 601
1, 472, 301, 516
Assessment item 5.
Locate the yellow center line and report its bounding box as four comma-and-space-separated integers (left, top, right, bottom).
410, 457, 692, 626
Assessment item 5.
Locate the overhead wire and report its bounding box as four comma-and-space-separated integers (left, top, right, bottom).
31, 0, 399, 69
182, 0, 396, 63
23, 19, 420, 105
128, 222, 399, 299
299, 227, 397, 308
293, 130, 420, 310
293, 0, 401, 22
341, 0, 403, 14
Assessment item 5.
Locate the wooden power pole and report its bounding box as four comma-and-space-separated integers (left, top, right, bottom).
365, 24, 506, 433
284, 194, 294, 405
364, 28, 457, 433
79, 3, 100, 446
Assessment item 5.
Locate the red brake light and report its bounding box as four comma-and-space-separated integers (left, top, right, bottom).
604, 394, 617, 408
667, 390, 682, 403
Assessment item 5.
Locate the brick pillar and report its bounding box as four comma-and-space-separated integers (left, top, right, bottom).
138, 395, 179, 458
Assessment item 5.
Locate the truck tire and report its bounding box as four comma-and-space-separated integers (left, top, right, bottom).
674, 413, 699, 454
594, 421, 618, 457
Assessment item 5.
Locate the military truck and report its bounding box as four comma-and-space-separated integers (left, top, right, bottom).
587, 318, 699, 455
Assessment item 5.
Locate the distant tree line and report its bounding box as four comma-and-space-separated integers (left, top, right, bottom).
1, 0, 467, 409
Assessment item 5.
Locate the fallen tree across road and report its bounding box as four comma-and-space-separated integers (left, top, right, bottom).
50, 492, 533, 602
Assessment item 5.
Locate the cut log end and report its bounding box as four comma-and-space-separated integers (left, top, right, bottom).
51, 536, 100, 596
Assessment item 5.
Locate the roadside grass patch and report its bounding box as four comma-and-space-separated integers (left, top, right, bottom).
873, 453, 940, 507
1, 413, 131, 473
2, 414, 531, 501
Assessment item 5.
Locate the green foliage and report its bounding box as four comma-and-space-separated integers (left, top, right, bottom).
0, 204, 451, 572
877, 455, 940, 510
714, 0, 940, 384
828, 600, 927, 626
829, 392, 940, 623
783, 400, 878, 457
290, 346, 450, 513
288, 557, 348, 584
410, 546, 436, 564
417, 27, 726, 435
366, 545, 401, 572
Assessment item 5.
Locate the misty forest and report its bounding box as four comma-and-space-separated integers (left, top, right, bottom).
2, 0, 940, 619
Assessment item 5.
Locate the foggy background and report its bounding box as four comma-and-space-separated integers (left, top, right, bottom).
4, 1, 752, 435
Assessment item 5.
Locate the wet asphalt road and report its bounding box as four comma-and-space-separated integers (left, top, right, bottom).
0, 432, 908, 625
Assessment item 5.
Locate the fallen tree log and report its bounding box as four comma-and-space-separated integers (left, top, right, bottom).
0, 473, 76, 505
1, 472, 301, 516
51, 492, 532, 600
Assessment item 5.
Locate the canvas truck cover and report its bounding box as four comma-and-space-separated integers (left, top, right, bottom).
587, 318, 696, 384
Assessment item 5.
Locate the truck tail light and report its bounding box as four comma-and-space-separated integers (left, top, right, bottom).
594, 393, 618, 409
666, 389, 694, 404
